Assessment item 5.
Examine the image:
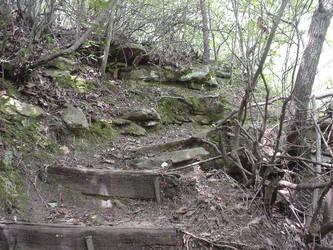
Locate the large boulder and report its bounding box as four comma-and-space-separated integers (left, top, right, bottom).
1, 96, 46, 117
62, 104, 89, 130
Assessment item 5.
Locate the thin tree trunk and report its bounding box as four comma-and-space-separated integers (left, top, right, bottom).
100, 0, 118, 78
200, 0, 210, 63
288, 0, 333, 156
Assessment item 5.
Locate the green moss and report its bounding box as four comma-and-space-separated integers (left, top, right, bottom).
56, 73, 96, 92
157, 97, 192, 124
89, 120, 116, 140
0, 113, 55, 152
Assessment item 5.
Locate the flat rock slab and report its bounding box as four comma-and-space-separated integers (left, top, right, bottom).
0, 221, 178, 250
136, 147, 209, 169
47, 167, 161, 202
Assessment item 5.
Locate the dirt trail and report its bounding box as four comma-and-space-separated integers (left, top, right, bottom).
0, 78, 292, 249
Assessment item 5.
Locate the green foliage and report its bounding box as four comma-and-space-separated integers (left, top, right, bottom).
89, 0, 112, 9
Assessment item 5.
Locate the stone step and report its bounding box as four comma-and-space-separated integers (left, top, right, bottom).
47, 166, 161, 202
0, 221, 178, 250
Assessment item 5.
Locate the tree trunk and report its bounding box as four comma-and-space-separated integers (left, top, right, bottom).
199, 0, 210, 64
100, 0, 118, 78
287, 0, 333, 156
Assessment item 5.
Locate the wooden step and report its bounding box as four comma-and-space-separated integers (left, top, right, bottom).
47, 166, 161, 202
0, 221, 178, 250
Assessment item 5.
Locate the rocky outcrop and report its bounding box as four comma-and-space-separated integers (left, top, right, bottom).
119, 63, 230, 89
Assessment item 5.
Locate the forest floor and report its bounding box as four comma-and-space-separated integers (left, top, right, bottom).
0, 63, 311, 249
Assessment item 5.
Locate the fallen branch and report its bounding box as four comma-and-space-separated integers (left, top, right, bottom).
277, 180, 329, 190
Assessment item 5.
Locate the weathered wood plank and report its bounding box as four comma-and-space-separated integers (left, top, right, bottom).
47, 166, 161, 201
0, 221, 178, 250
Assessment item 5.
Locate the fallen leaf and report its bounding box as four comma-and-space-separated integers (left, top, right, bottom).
175, 206, 188, 214
48, 202, 58, 208
215, 195, 222, 201
57, 209, 67, 215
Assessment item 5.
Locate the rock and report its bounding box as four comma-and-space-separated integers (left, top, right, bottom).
44, 69, 71, 86
158, 95, 224, 124
124, 67, 160, 82
120, 66, 180, 82
180, 65, 210, 82
121, 108, 161, 126
215, 70, 231, 79
1, 96, 46, 117
47, 57, 78, 72
170, 147, 209, 163
111, 118, 132, 126
135, 155, 171, 169
135, 147, 209, 169
120, 122, 146, 136
62, 104, 89, 130
142, 121, 159, 127
205, 76, 219, 87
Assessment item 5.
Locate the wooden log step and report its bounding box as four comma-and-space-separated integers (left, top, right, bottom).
47, 166, 161, 202
0, 221, 178, 250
